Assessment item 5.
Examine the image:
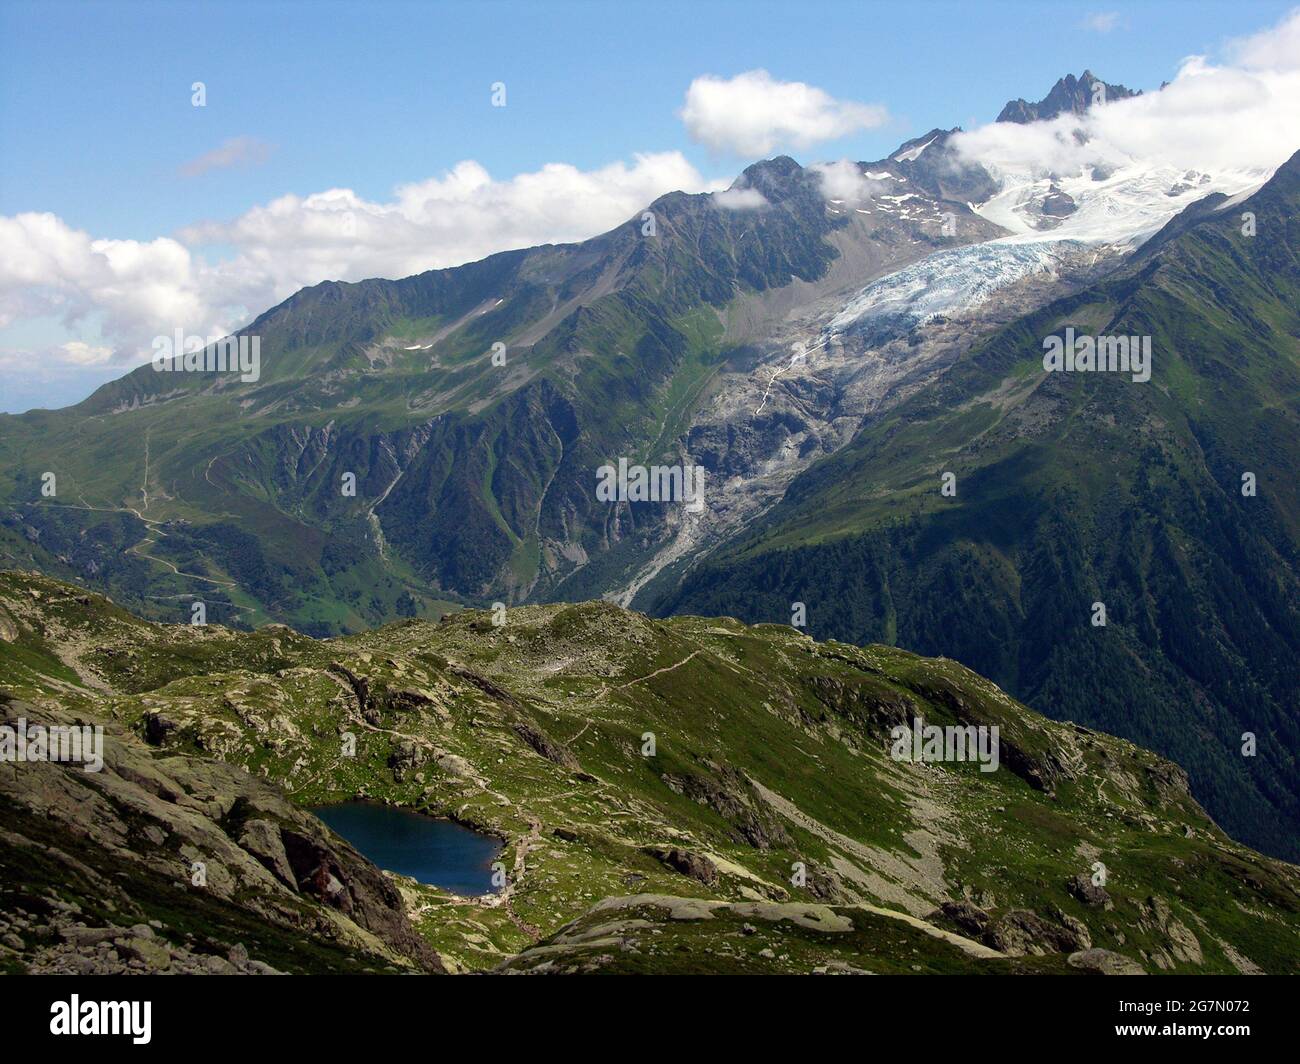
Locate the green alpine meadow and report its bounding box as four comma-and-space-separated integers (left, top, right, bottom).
1, 1, 1298, 999
2, 570, 1297, 974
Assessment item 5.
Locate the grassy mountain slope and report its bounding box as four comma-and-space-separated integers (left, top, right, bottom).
0, 157, 993, 634
654, 152, 1300, 862
2, 570, 1296, 974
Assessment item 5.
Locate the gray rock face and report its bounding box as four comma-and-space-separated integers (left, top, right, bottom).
1137, 895, 1203, 967
1041, 187, 1078, 218
1066, 873, 1113, 909
141, 710, 178, 746
1068, 948, 1146, 975
982, 909, 1091, 956
643, 847, 719, 886
0, 696, 443, 974
511, 720, 581, 771
997, 72, 1139, 124
930, 900, 991, 937
237, 817, 298, 889
660, 766, 791, 850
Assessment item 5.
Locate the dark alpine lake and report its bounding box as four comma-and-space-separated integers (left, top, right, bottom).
311, 802, 502, 896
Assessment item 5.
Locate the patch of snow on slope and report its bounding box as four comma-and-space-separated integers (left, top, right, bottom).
893, 137, 936, 163
1214, 180, 1269, 212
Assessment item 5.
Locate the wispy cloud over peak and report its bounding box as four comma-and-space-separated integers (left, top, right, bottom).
179, 135, 274, 178
1081, 12, 1123, 34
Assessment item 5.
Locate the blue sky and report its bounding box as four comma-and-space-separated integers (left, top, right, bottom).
1, 0, 1297, 411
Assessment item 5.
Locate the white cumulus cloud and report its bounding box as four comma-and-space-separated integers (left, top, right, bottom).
1227, 4, 1300, 69
680, 70, 888, 156
0, 212, 215, 352
0, 152, 723, 370
55, 340, 115, 365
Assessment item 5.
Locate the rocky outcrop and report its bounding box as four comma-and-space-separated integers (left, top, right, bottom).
1041, 187, 1077, 217
388, 739, 428, 781
1067, 948, 1146, 975
1136, 895, 1203, 968
511, 720, 581, 772
236, 817, 297, 889
805, 674, 913, 736
643, 847, 719, 886
981, 909, 1091, 956
328, 663, 379, 724
661, 765, 791, 850
0, 605, 17, 643
141, 709, 179, 746
5, 916, 283, 975
0, 696, 443, 974
1066, 873, 1113, 909
997, 71, 1138, 124
929, 900, 991, 938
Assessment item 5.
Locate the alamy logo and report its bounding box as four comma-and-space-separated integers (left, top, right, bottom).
1042, 327, 1151, 383
890, 716, 1000, 773
152, 329, 261, 382
596, 458, 705, 512
50, 996, 151, 1044
0, 717, 103, 772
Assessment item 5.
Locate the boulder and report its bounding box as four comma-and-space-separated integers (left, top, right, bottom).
1066, 873, 1113, 909
643, 847, 719, 886
1068, 948, 1145, 975
982, 909, 1090, 956
929, 900, 990, 937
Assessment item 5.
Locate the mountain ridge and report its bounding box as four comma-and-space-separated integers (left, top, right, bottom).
2, 78, 1296, 871
996, 70, 1140, 124
3, 569, 1296, 974
651, 148, 1300, 861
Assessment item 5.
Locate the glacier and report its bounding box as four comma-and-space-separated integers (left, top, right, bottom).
827, 161, 1270, 338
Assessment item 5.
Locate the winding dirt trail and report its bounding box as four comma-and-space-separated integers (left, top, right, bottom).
487, 815, 543, 942
594, 649, 703, 702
